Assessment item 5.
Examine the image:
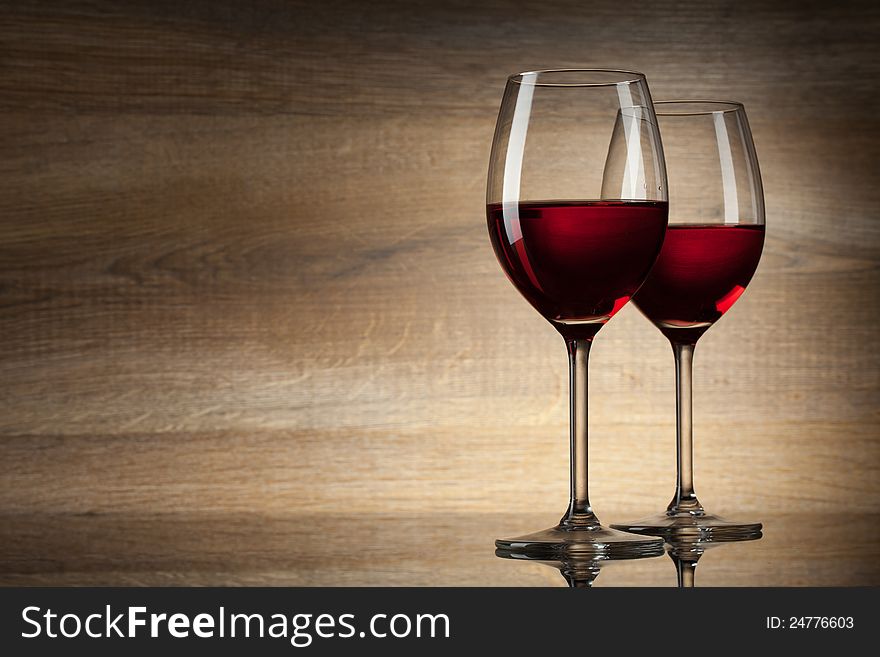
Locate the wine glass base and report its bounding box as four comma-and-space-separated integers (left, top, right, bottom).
610, 513, 762, 541
495, 524, 665, 559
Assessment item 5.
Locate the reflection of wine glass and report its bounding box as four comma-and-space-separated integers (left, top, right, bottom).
612, 101, 765, 539
665, 530, 762, 587
498, 531, 761, 587
496, 548, 660, 588
496, 549, 604, 587
486, 70, 668, 557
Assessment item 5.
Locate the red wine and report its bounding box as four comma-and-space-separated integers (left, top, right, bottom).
487, 200, 668, 339
633, 224, 765, 343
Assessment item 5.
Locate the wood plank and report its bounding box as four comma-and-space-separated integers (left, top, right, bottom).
0, 422, 876, 515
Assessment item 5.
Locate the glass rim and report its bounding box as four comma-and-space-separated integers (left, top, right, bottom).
508, 68, 646, 87
654, 100, 745, 116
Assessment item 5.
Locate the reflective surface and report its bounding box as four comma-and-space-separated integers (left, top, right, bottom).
498, 528, 765, 587
0, 513, 876, 586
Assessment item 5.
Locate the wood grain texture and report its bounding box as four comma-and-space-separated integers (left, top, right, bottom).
1, 0, 879, 583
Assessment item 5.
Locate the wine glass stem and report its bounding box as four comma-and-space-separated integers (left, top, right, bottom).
561, 338, 599, 528
669, 341, 704, 515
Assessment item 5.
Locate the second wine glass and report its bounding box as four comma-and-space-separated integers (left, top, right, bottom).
612, 100, 765, 539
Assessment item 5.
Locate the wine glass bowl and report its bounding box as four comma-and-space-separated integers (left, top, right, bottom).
486, 70, 668, 557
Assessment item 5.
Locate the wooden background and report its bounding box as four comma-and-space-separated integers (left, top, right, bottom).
1, 0, 879, 572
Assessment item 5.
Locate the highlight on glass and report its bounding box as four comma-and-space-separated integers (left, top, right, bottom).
486, 69, 668, 557
612, 100, 765, 540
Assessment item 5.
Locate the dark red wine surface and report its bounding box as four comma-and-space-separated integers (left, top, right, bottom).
633, 224, 765, 343
487, 200, 668, 339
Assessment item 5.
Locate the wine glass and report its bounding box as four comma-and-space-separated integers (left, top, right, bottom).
487, 69, 668, 557
611, 100, 765, 539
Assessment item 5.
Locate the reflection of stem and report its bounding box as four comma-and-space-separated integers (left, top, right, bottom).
674, 558, 698, 588
668, 544, 703, 588
559, 563, 602, 588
